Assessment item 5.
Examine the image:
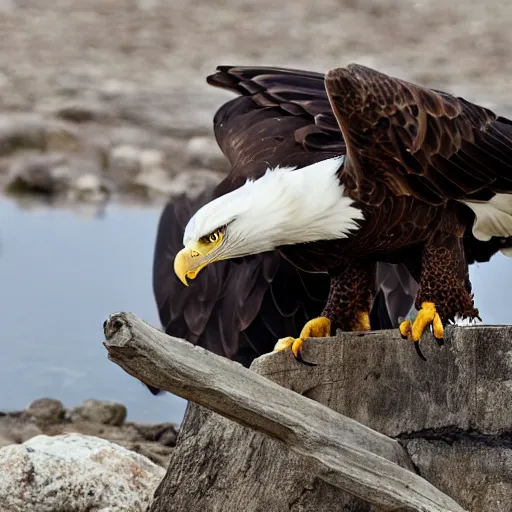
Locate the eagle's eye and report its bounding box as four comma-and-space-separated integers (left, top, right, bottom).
209, 231, 220, 243
200, 227, 225, 245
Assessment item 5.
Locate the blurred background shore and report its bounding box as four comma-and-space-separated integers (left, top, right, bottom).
1, 0, 512, 427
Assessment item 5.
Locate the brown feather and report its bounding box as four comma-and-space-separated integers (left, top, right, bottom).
324, 64, 512, 206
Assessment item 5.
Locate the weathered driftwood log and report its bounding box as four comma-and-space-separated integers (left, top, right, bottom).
103, 312, 467, 512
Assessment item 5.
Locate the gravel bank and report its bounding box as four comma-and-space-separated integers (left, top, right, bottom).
1, 0, 511, 204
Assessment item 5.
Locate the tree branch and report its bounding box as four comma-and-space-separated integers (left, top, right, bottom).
103, 312, 467, 512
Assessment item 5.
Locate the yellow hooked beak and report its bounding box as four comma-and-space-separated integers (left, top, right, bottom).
173, 233, 224, 286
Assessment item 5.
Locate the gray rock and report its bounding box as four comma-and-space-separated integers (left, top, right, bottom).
0, 416, 43, 444
157, 426, 177, 447
186, 136, 227, 170
6, 154, 73, 195
131, 423, 178, 447
54, 100, 112, 124
139, 148, 166, 173
70, 399, 127, 426
47, 420, 140, 442
0, 433, 164, 512
108, 144, 141, 184
115, 440, 174, 468
165, 169, 224, 198
25, 398, 66, 427
0, 114, 46, 157
16, 423, 44, 443
70, 173, 110, 202
0, 398, 176, 468
44, 123, 82, 153
130, 167, 175, 198
0, 436, 13, 449
0, 0, 15, 12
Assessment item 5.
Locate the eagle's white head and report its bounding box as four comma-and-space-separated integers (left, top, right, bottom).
174, 156, 364, 285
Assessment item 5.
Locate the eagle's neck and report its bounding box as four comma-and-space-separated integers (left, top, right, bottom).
225, 157, 365, 252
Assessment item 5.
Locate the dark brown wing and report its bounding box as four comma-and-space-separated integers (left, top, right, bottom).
207, 66, 344, 196
324, 64, 512, 206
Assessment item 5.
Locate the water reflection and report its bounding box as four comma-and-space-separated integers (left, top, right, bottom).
0, 197, 186, 424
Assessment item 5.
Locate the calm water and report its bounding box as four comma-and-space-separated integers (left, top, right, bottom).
0, 197, 186, 424
0, 197, 511, 424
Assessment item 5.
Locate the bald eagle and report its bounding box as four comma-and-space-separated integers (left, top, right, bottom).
153, 187, 417, 376
172, 63, 512, 360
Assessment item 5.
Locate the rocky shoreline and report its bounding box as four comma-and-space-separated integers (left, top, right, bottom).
0, 109, 228, 208
0, 397, 178, 467
2, 0, 512, 210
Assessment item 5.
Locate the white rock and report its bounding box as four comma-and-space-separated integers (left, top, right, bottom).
132, 167, 174, 195
110, 144, 140, 161
139, 148, 165, 172
186, 136, 226, 169
133, 168, 225, 199
170, 169, 225, 198
70, 173, 111, 203
73, 173, 103, 192
108, 144, 141, 180
0, 433, 165, 512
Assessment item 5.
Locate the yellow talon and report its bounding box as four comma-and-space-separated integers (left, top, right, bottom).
399, 301, 444, 342
273, 317, 331, 364
291, 338, 305, 359
399, 319, 412, 338
352, 311, 371, 332
432, 311, 444, 340
299, 316, 331, 339
273, 337, 295, 352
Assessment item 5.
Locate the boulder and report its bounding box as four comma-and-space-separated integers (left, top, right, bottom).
0, 114, 46, 157
0, 399, 178, 468
6, 154, 73, 195
24, 398, 66, 427
186, 135, 228, 171
69, 398, 127, 426
0, 433, 165, 512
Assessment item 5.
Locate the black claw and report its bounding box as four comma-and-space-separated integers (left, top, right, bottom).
294, 351, 317, 367
435, 337, 445, 347
414, 341, 427, 361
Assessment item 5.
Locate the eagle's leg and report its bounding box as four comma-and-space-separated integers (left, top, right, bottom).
273, 260, 375, 364
321, 260, 375, 332
399, 234, 479, 351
